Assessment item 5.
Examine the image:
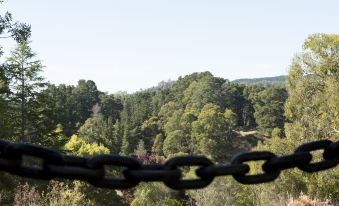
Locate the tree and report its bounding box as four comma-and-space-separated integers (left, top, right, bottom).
42, 124, 68, 149
152, 133, 164, 157
71, 80, 100, 126
64, 134, 109, 156
141, 116, 161, 149
131, 183, 182, 206
63, 135, 125, 206
0, 66, 12, 140
0, 3, 31, 43
5, 41, 46, 143
285, 33, 339, 141
41, 84, 77, 136
191, 104, 237, 161
78, 104, 115, 150
251, 86, 287, 135
238, 34, 339, 205
99, 93, 123, 120
134, 139, 147, 157
163, 130, 187, 157
0, 3, 31, 141
182, 74, 226, 115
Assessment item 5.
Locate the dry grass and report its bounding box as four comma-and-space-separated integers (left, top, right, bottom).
238, 130, 258, 137
287, 194, 333, 206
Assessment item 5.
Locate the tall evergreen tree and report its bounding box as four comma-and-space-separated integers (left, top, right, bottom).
5, 41, 46, 142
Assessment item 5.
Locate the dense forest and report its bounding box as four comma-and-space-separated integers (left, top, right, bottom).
0, 3, 338, 206
232, 75, 286, 87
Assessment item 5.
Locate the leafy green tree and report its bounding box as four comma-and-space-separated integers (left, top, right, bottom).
64, 134, 109, 156
0, 3, 31, 42
231, 34, 339, 206
78, 104, 116, 150
183, 74, 226, 115
251, 86, 287, 135
99, 93, 123, 120
42, 124, 68, 149
163, 130, 187, 157
130, 183, 182, 206
285, 33, 339, 141
63, 135, 125, 206
191, 104, 237, 161
141, 116, 161, 149
150, 81, 174, 116
71, 80, 100, 126
41, 84, 77, 136
164, 109, 184, 135
43, 80, 101, 137
221, 83, 249, 127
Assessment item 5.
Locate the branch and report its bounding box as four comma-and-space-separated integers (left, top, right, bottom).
0, 35, 12, 39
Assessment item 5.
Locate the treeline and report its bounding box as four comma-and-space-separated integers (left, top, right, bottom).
1, 4, 338, 205
232, 75, 286, 87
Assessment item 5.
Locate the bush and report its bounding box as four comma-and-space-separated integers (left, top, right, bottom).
288, 194, 333, 206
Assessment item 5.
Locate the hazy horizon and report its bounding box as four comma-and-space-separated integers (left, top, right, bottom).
1, 0, 338, 93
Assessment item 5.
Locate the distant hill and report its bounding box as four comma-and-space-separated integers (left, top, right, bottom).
232, 75, 286, 86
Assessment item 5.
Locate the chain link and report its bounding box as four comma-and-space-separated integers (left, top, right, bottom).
0, 139, 337, 190
231, 151, 280, 184
294, 140, 338, 172
163, 156, 214, 189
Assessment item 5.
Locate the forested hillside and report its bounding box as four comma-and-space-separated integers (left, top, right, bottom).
232, 75, 286, 87
0, 3, 338, 206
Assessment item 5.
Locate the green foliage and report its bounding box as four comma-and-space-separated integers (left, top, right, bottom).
191, 104, 237, 161
41, 84, 77, 136
71, 80, 100, 126
141, 116, 161, 149
11, 180, 125, 206
188, 177, 242, 206
152, 133, 164, 156
78, 104, 118, 151
0, 96, 12, 140
135, 139, 147, 156
182, 74, 226, 115
98, 93, 123, 120
251, 86, 287, 135
42, 124, 68, 149
0, 15, 336, 205
64, 134, 109, 156
163, 130, 187, 157
44, 181, 93, 206
285, 34, 339, 142
0, 4, 31, 42
188, 34, 339, 205
62, 137, 124, 205
232, 75, 286, 87
130, 183, 182, 206
271, 127, 282, 139
4, 41, 47, 143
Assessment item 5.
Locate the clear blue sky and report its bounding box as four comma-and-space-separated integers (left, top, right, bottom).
1, 0, 338, 93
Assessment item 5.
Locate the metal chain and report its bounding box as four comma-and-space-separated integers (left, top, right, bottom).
0, 139, 338, 190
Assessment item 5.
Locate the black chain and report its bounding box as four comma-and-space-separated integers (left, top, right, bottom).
0, 139, 338, 190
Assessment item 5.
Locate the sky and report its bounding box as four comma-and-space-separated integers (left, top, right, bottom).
1, 0, 339, 93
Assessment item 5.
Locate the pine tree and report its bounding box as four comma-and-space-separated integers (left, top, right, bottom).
5, 41, 46, 142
